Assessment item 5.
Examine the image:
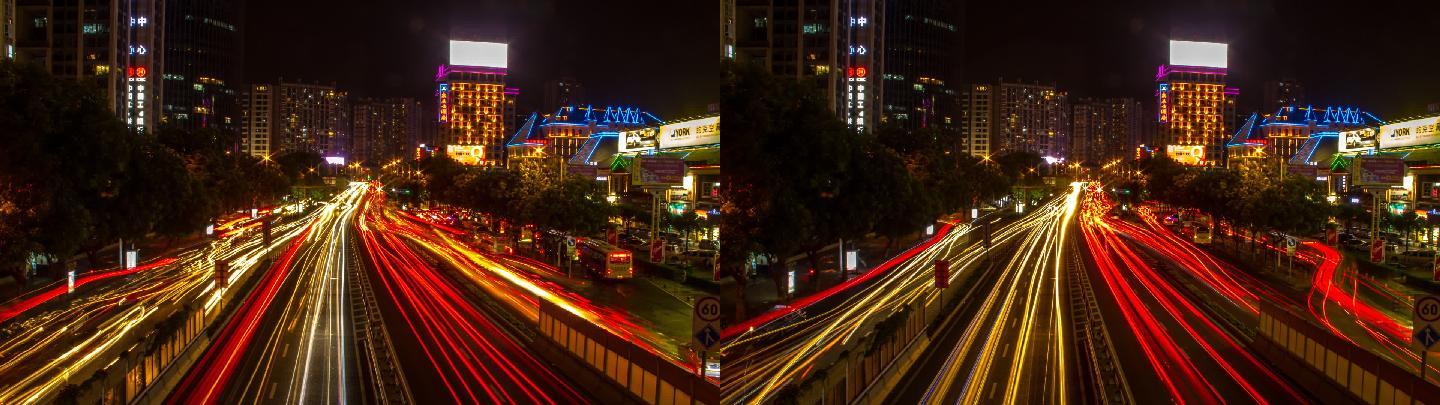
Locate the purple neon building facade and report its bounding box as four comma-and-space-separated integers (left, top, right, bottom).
437, 41, 514, 166
1156, 42, 1239, 167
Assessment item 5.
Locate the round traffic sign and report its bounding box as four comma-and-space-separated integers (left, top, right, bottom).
1418, 296, 1440, 323
695, 296, 721, 322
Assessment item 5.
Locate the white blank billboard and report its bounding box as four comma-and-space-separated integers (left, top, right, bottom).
449, 40, 508, 68
1169, 40, 1227, 68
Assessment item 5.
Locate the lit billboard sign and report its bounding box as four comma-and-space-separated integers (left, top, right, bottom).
1169, 40, 1228, 69
1339, 127, 1379, 152
324, 156, 345, 165
446, 145, 486, 166
619, 127, 660, 152
1166, 144, 1207, 166
1377, 116, 1440, 149
657, 116, 719, 149
1353, 156, 1405, 186
449, 40, 508, 69
632, 156, 686, 187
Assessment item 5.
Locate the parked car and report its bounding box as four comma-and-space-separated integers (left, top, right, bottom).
1394, 250, 1435, 268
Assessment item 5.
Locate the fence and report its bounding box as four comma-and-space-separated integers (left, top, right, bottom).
537, 300, 719, 405
1257, 302, 1440, 404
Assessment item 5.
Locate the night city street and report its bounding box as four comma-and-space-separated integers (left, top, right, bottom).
9, 0, 1440, 404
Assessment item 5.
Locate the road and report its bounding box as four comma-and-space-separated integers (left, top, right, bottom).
0, 203, 314, 403
721, 186, 1076, 404
168, 182, 375, 404
354, 190, 590, 404
888, 183, 1079, 405
1077, 186, 1307, 403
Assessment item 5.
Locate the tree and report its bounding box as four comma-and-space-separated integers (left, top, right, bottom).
522, 178, 614, 235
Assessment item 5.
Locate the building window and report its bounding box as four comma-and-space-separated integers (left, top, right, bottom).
33, 17, 46, 28
753, 17, 767, 28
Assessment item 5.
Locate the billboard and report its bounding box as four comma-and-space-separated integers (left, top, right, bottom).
1169, 40, 1228, 69
446, 145, 486, 166
619, 127, 660, 152
1377, 116, 1440, 149
1166, 145, 1206, 166
1339, 127, 1379, 152
1287, 164, 1320, 180
657, 116, 720, 149
567, 164, 599, 179
449, 40, 508, 68
1353, 156, 1405, 186
632, 156, 685, 187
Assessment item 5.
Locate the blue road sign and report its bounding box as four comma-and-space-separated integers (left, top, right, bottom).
1418, 325, 1440, 349
695, 325, 721, 349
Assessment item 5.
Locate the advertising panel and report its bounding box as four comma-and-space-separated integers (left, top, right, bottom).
1339, 128, 1379, 152
1377, 116, 1440, 149
446, 145, 486, 166
1169, 40, 1228, 69
632, 156, 685, 187
619, 127, 660, 152
449, 40, 508, 68
1166, 145, 1206, 166
1287, 164, 1319, 180
567, 164, 598, 179
657, 116, 720, 149
1352, 156, 1405, 186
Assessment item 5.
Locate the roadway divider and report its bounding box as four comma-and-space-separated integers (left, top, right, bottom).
536, 299, 719, 405
1256, 301, 1440, 404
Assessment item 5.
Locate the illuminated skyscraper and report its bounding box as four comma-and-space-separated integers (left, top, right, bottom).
882, 0, 961, 142
14, 0, 163, 133
243, 81, 349, 158
1156, 40, 1237, 166
732, 0, 883, 132
436, 40, 512, 166
353, 97, 421, 165
239, 84, 274, 158
959, 84, 993, 157
161, 0, 241, 133
1072, 98, 1141, 165
992, 80, 1069, 159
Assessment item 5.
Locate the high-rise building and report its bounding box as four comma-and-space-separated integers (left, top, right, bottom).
721, 0, 734, 59
353, 97, 421, 165
1156, 40, 1237, 166
881, 0, 961, 145
437, 40, 512, 166
1071, 98, 1141, 165
161, 0, 241, 133
1, 0, 14, 59
732, 0, 884, 132
14, 0, 164, 133
543, 77, 583, 114
992, 80, 1069, 159
958, 84, 993, 157
239, 83, 274, 158
242, 81, 349, 158
1262, 79, 1303, 117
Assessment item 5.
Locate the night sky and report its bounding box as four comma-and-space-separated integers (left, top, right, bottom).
243, 0, 717, 120
964, 0, 1440, 120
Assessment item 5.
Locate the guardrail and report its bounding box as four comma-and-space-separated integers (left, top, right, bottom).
537, 300, 719, 405
1257, 302, 1440, 404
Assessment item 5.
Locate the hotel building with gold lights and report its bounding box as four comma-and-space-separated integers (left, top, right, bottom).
1156, 40, 1237, 166
437, 40, 515, 166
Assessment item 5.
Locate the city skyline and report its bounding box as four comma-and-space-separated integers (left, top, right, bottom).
964, 0, 1440, 118
243, 0, 716, 119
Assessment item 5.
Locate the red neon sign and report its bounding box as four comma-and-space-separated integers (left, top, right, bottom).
846, 66, 869, 78
127, 66, 149, 78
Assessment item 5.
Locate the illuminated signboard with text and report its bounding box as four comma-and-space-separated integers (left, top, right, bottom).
1166, 144, 1207, 166
1377, 116, 1440, 149
657, 116, 719, 149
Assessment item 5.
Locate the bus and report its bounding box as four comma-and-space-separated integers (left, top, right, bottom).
474, 232, 513, 255
578, 238, 634, 280
1193, 225, 1212, 244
